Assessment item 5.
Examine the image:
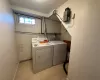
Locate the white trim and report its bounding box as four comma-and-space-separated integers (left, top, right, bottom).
12, 62, 19, 80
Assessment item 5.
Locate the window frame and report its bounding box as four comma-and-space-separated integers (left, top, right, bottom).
18, 15, 36, 25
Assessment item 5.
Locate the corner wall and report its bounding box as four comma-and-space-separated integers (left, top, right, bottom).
60, 24, 71, 41
0, 0, 18, 80
57, 0, 100, 80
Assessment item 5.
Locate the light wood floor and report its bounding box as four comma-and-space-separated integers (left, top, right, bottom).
15, 60, 68, 80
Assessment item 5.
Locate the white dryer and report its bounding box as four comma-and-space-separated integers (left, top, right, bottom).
49, 41, 67, 65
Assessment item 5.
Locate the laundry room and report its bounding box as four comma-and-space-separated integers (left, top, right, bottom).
1, 0, 100, 80
13, 2, 71, 80
0, 0, 73, 80
14, 8, 71, 79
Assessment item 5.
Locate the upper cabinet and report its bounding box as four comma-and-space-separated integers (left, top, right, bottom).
42, 19, 61, 33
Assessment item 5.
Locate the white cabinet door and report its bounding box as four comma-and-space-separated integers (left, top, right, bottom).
53, 44, 67, 65
34, 46, 53, 73
42, 19, 61, 33
16, 33, 32, 61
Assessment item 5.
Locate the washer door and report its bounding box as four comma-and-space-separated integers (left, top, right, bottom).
34, 46, 53, 73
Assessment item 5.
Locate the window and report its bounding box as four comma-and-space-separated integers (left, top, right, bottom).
19, 16, 35, 25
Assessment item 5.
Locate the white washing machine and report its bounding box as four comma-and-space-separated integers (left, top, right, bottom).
32, 38, 53, 73
50, 41, 67, 65
32, 38, 67, 73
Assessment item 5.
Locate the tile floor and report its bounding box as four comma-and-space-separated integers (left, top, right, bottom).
15, 60, 68, 80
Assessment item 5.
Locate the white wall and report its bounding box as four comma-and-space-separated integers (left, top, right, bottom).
57, 0, 100, 80
0, 0, 18, 80
16, 19, 41, 33
14, 14, 41, 33
60, 24, 71, 41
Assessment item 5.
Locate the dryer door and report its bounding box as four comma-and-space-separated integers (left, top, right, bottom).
53, 44, 67, 65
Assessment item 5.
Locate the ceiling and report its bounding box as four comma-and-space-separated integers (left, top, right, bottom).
9, 0, 67, 14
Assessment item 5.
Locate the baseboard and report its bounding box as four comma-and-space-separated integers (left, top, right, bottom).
20, 59, 32, 63
12, 62, 19, 80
